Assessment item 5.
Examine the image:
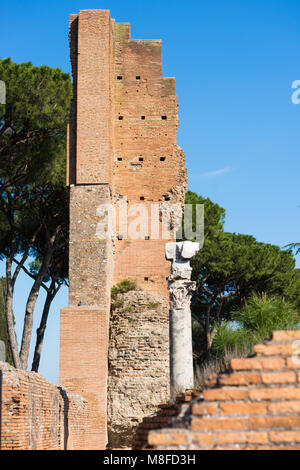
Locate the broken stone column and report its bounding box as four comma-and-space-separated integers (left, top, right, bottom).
165, 241, 200, 400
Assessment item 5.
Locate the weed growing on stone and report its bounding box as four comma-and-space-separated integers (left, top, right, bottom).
111, 279, 138, 298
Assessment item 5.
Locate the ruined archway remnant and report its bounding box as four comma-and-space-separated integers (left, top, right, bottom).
165, 241, 200, 399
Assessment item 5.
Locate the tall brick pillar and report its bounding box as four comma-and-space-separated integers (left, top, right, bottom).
60, 8, 187, 450
60, 10, 115, 450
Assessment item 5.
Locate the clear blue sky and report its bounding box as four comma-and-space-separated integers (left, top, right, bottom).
1, 0, 300, 383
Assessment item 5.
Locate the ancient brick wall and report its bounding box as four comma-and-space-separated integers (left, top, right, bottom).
61, 10, 116, 449
113, 22, 187, 299
107, 289, 170, 449
61, 9, 187, 450
68, 10, 115, 185
147, 331, 300, 450
59, 306, 108, 449
0, 362, 92, 450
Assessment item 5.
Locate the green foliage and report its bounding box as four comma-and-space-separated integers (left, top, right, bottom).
111, 279, 137, 298
268, 267, 300, 311
212, 293, 299, 356
111, 299, 124, 309
212, 323, 255, 356
184, 191, 225, 241
187, 190, 300, 364
0, 57, 72, 266
235, 293, 299, 336
0, 58, 71, 273
0, 58, 72, 187
0, 277, 13, 365
147, 301, 160, 309
194, 347, 250, 391
284, 242, 300, 256
192, 231, 295, 296
0, 58, 72, 369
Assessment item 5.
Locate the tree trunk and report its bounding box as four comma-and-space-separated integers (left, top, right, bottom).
31, 282, 58, 372
3, 214, 42, 369
5, 259, 21, 369
205, 304, 212, 358
19, 235, 56, 369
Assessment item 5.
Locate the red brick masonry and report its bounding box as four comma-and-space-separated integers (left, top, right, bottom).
62, 8, 187, 450
0, 362, 92, 450
2, 330, 300, 450
146, 331, 300, 450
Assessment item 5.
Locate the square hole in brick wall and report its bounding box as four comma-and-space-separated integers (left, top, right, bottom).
140, 196, 145, 200
161, 115, 167, 120
145, 236, 150, 240
139, 157, 144, 162
118, 116, 123, 120
117, 76, 122, 80
117, 235, 123, 240
136, 76, 141, 80
141, 116, 145, 120
117, 157, 123, 161
163, 195, 170, 201
160, 157, 166, 161
144, 277, 149, 281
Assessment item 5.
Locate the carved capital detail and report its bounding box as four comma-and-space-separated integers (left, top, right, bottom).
168, 280, 196, 310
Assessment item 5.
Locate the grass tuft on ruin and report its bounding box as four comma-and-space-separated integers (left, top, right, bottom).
111, 279, 138, 299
